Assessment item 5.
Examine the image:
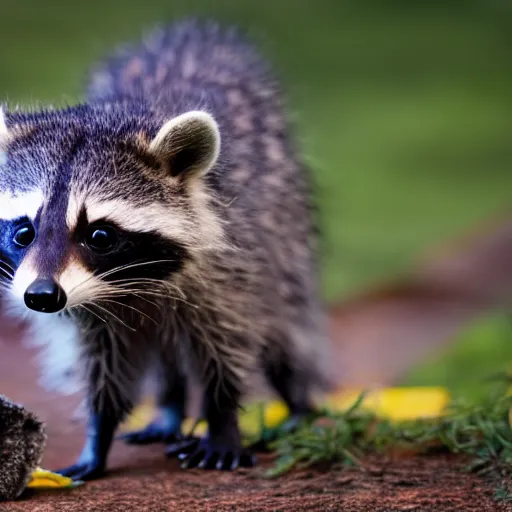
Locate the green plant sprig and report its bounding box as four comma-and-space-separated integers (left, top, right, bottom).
265, 382, 512, 478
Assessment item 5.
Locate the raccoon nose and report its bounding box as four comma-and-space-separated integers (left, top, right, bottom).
24, 278, 67, 313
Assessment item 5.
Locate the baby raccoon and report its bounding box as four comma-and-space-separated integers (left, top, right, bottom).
0, 19, 331, 480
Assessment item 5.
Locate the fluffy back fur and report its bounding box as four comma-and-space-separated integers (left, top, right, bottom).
86, 19, 331, 394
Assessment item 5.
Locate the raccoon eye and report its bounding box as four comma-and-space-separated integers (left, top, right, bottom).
86, 225, 118, 253
13, 223, 36, 248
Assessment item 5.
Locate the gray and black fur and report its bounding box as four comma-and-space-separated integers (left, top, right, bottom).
0, 20, 331, 479
0, 395, 46, 501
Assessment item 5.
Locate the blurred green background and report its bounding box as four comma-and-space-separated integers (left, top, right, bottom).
1, 0, 510, 394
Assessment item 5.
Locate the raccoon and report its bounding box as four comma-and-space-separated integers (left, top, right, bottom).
0, 20, 331, 480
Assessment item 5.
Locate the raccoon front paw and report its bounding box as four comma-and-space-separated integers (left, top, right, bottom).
166, 436, 256, 471
117, 422, 182, 445
54, 460, 105, 481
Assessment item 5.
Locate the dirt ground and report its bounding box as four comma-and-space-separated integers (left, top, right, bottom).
8, 454, 509, 512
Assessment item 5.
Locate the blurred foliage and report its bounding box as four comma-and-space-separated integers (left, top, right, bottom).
0, 0, 510, 301
401, 312, 512, 400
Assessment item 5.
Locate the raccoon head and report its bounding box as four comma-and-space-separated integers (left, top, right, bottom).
0, 105, 222, 317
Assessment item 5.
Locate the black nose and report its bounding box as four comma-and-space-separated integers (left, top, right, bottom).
24, 278, 67, 313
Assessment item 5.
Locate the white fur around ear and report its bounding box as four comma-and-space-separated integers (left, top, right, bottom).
0, 107, 9, 148
149, 111, 220, 179
0, 108, 9, 164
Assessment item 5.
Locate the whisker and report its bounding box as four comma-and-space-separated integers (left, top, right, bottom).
79, 286, 163, 309
101, 290, 163, 309
93, 289, 167, 300
67, 259, 180, 297
106, 277, 181, 289
87, 302, 137, 332
96, 298, 157, 325
96, 259, 179, 280
94, 288, 198, 308
74, 304, 107, 323
130, 293, 161, 309
0, 266, 14, 279
0, 261, 16, 273
100, 291, 161, 309
114, 280, 188, 299
92, 284, 184, 301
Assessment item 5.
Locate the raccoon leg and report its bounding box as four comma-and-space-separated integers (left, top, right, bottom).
266, 354, 315, 417
252, 347, 316, 452
119, 370, 186, 445
166, 363, 255, 470
55, 330, 147, 480
55, 412, 118, 481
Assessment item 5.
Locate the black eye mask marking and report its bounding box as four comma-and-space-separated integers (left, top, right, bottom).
0, 217, 36, 281
72, 208, 188, 282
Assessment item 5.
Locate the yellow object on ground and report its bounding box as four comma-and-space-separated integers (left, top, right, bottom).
120, 386, 452, 438
120, 400, 157, 432
26, 468, 83, 490
325, 387, 451, 420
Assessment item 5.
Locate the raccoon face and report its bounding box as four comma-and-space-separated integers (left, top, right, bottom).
0, 107, 222, 316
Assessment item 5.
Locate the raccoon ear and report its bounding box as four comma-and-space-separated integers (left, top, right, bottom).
149, 111, 220, 179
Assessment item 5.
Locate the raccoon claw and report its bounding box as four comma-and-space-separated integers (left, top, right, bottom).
167, 436, 256, 470
118, 423, 181, 445
54, 461, 105, 481
165, 437, 199, 458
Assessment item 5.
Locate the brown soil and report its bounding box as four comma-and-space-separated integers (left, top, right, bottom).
7, 454, 509, 512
